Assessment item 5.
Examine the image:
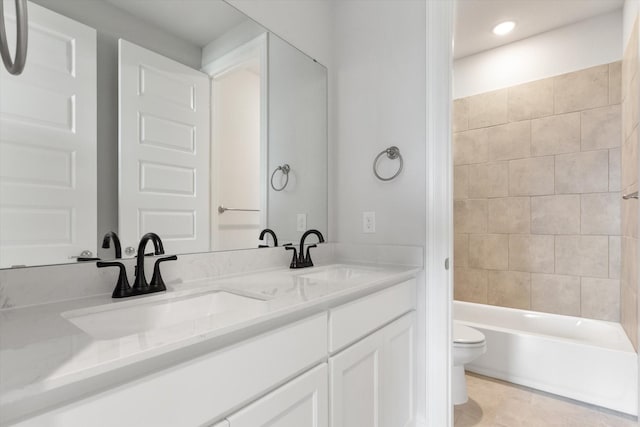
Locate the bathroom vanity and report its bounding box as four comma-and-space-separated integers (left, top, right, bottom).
0, 260, 419, 426
0, 1, 429, 425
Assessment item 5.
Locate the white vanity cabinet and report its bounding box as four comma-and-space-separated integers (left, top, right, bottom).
11, 277, 417, 427
13, 314, 328, 427
329, 281, 416, 427
224, 364, 328, 427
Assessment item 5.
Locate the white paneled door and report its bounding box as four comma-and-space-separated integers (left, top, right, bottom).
0, 2, 97, 268
118, 39, 210, 255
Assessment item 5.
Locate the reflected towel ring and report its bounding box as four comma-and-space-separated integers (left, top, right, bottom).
0, 0, 28, 75
270, 164, 290, 191
373, 146, 403, 181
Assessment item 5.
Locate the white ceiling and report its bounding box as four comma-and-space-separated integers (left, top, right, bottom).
102, 0, 249, 47
454, 0, 624, 59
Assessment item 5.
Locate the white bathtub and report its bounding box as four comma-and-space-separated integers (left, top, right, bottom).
454, 301, 638, 415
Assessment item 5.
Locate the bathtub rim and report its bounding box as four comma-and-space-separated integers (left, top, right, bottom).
453, 300, 636, 354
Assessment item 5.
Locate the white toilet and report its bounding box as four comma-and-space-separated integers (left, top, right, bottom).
453, 322, 487, 405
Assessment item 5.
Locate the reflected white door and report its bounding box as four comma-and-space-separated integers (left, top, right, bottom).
207, 34, 267, 251
0, 2, 97, 268
118, 39, 210, 255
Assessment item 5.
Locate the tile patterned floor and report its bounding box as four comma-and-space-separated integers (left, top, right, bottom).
454, 373, 638, 427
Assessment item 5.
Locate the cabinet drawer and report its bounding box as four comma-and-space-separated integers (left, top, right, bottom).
16, 313, 327, 427
328, 279, 416, 353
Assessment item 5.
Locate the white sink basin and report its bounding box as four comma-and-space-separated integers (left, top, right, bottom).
298, 265, 375, 281
63, 290, 266, 340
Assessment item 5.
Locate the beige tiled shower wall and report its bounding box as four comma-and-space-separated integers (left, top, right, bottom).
621, 18, 640, 350
453, 61, 622, 322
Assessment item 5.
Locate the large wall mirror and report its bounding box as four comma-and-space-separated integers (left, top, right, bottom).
0, 0, 328, 269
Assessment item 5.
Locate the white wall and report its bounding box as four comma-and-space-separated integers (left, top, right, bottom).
625, 0, 640, 48
202, 19, 266, 66
454, 9, 623, 98
332, 0, 426, 247
225, 0, 333, 68
268, 36, 328, 245
223, 0, 334, 241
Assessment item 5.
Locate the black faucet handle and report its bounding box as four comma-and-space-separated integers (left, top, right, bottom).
97, 261, 132, 298
285, 245, 298, 268
97, 260, 123, 268
150, 255, 177, 291
304, 244, 318, 266
305, 244, 317, 257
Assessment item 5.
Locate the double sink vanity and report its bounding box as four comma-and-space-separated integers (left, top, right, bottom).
0, 244, 421, 426
0, 1, 421, 425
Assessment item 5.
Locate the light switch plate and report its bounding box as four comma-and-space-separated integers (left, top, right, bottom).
363, 211, 375, 233
297, 213, 307, 231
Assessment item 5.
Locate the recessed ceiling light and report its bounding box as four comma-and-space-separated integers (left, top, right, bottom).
493, 21, 516, 36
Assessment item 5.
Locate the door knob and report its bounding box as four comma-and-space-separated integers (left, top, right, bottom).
69, 250, 93, 259
124, 246, 136, 256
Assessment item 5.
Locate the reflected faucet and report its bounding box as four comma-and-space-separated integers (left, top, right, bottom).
259, 229, 279, 247
287, 229, 324, 269
101, 231, 122, 259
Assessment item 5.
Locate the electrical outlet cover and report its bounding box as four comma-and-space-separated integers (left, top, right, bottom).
363, 211, 375, 233
297, 213, 307, 231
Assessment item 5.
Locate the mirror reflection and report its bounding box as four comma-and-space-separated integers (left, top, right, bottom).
0, 0, 328, 269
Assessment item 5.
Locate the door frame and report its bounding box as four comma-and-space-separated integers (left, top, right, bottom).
425, 1, 454, 426
203, 33, 269, 250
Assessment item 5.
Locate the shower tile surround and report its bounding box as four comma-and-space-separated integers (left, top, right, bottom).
621, 17, 640, 350
454, 61, 622, 321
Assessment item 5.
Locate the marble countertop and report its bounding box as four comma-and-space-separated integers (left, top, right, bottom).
0, 262, 419, 419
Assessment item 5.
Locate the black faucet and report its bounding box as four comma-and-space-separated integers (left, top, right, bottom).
97, 260, 132, 298
286, 229, 325, 269
258, 229, 279, 247
97, 233, 176, 298
102, 231, 122, 259
133, 233, 165, 291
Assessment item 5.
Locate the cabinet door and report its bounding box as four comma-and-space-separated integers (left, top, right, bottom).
382, 312, 416, 427
329, 331, 383, 427
227, 364, 328, 427
329, 311, 416, 427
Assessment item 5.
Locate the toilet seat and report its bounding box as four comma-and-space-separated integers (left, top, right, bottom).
453, 323, 485, 346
